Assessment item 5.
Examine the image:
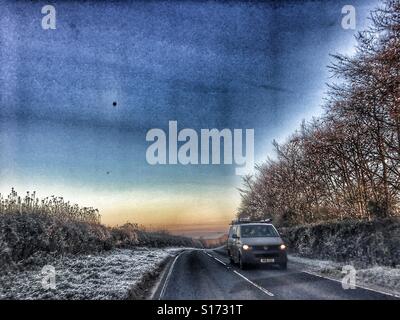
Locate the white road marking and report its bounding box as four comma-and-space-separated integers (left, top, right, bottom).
203, 251, 274, 297
159, 251, 185, 300
204, 250, 213, 257
213, 256, 227, 266
203, 251, 225, 265
233, 270, 275, 297
302, 270, 400, 299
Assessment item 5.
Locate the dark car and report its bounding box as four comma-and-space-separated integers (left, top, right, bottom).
227, 220, 287, 270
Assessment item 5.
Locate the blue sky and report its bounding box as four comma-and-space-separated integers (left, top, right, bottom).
0, 0, 379, 236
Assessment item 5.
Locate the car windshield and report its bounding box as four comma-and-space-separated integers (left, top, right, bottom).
240, 225, 278, 238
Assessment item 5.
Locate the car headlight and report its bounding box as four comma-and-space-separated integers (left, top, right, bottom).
242, 244, 251, 250
280, 244, 286, 250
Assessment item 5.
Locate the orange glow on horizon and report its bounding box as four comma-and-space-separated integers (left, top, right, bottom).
0, 181, 239, 238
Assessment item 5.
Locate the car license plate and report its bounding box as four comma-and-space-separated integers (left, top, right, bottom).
261, 258, 274, 263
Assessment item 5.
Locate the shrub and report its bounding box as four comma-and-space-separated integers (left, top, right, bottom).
281, 218, 400, 267
0, 189, 199, 270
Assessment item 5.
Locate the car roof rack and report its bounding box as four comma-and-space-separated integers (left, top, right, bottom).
231, 218, 272, 225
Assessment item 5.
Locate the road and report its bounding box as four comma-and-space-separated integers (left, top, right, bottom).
154, 249, 398, 300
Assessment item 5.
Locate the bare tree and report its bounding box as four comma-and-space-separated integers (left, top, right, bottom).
238, 0, 400, 226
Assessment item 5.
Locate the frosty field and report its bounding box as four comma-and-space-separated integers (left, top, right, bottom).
0, 248, 181, 300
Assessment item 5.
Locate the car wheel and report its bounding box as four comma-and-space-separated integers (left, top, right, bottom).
279, 262, 287, 270
228, 251, 234, 264
239, 254, 247, 270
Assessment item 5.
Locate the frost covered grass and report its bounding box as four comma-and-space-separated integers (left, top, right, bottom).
289, 254, 400, 297
0, 189, 195, 299
0, 248, 181, 300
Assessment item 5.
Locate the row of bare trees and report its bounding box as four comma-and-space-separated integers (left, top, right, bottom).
238, 0, 400, 226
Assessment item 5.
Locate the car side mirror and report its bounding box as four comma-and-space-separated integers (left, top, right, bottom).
232, 234, 239, 239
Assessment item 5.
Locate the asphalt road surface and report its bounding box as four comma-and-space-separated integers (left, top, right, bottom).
154, 249, 398, 300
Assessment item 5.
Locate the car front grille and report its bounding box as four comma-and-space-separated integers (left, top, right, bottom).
254, 253, 280, 258
252, 245, 280, 251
